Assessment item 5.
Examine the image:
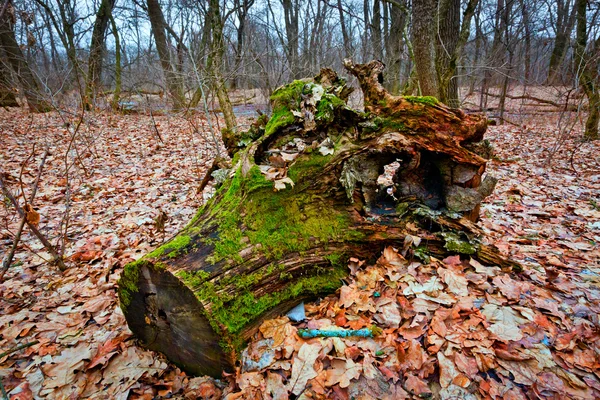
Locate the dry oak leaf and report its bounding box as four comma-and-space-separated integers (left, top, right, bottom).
325, 358, 361, 388
438, 267, 469, 297
41, 342, 93, 389
403, 276, 444, 296
265, 372, 288, 400
481, 304, 527, 341
259, 316, 292, 347
288, 342, 321, 395
404, 374, 431, 397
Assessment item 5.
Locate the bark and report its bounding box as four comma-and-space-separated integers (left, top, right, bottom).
384, 0, 406, 94
575, 0, 599, 140
147, 0, 186, 110
118, 61, 518, 377
206, 0, 237, 132
85, 0, 116, 109
337, 0, 351, 57
372, 0, 382, 60
547, 0, 576, 85
411, 0, 438, 96
109, 11, 121, 111
435, 0, 477, 107
0, 1, 51, 112
282, 0, 300, 79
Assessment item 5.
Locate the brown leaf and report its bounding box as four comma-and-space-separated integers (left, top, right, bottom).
24, 204, 40, 227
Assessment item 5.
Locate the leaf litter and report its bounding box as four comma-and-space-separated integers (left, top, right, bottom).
1, 108, 599, 399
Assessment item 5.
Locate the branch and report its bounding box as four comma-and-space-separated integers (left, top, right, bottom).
0, 175, 66, 271
1, 146, 49, 281
0, 340, 39, 359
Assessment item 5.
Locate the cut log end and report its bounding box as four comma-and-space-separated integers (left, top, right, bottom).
119, 60, 518, 377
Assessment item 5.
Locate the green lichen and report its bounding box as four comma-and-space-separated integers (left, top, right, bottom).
440, 232, 477, 255
403, 95, 439, 106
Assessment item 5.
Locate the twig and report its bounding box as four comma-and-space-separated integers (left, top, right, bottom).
0, 376, 7, 400
1, 147, 49, 281
147, 96, 164, 143
0, 176, 66, 271
0, 340, 39, 359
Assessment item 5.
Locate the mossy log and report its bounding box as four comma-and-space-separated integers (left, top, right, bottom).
118, 60, 518, 377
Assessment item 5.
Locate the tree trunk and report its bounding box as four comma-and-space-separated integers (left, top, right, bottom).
118, 61, 518, 377
575, 0, 599, 140
85, 0, 116, 110
109, 11, 121, 111
206, 0, 237, 132
547, 0, 576, 85
147, 0, 186, 110
435, 0, 460, 107
0, 1, 51, 112
411, 0, 438, 96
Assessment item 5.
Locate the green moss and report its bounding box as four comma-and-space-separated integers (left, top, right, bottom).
287, 153, 332, 182
146, 235, 192, 259
440, 232, 477, 255
403, 95, 439, 106
264, 80, 308, 137
118, 258, 169, 309
119, 235, 192, 309
211, 265, 346, 337
315, 93, 346, 123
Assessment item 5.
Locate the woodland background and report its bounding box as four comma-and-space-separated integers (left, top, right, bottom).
1, 0, 600, 398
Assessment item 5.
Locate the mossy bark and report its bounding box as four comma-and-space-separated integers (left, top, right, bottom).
118, 60, 517, 377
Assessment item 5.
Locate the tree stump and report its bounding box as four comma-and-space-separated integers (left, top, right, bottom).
118, 60, 518, 377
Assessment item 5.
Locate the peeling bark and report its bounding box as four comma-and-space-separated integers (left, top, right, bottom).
118, 61, 517, 377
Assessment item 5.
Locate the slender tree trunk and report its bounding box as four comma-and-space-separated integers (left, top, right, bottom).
206, 0, 236, 132
282, 0, 300, 79
498, 0, 513, 125
372, 0, 382, 60
337, 0, 351, 57
0, 1, 50, 112
85, 0, 116, 110
547, 0, 576, 85
575, 0, 599, 140
411, 0, 438, 96
147, 0, 185, 110
519, 0, 531, 83
109, 12, 121, 111
480, 0, 505, 111
385, 1, 406, 94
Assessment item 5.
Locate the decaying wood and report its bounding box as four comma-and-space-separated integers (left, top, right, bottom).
118, 60, 518, 377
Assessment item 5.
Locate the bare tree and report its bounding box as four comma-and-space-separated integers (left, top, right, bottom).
0, 0, 50, 112
575, 0, 599, 139
146, 0, 185, 109
84, 0, 117, 109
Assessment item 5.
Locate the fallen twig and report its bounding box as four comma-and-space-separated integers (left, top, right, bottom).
0, 340, 39, 359
297, 326, 382, 339
1, 146, 49, 281
0, 176, 66, 271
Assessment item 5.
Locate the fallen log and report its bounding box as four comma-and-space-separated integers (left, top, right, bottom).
118, 60, 518, 377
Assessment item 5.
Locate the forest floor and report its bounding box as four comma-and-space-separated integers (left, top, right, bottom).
0, 103, 599, 399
